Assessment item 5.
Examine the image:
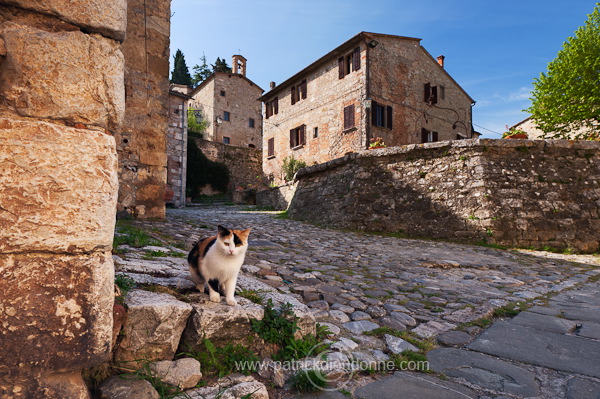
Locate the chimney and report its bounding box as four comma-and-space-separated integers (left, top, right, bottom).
231, 54, 247, 77
437, 55, 445, 68
269, 81, 276, 90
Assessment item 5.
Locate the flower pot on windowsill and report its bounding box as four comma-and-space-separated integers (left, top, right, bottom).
506, 133, 528, 139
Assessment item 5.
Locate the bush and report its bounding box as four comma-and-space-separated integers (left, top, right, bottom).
186, 137, 230, 197
282, 157, 307, 182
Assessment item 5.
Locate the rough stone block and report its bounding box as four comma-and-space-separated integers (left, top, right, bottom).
115, 290, 193, 363
0, 24, 125, 130
0, 119, 118, 253
2, 0, 127, 41
180, 296, 264, 352
98, 376, 159, 399
150, 358, 202, 389
0, 252, 114, 371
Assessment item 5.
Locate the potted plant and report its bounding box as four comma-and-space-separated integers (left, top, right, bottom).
502, 129, 528, 140
369, 137, 387, 149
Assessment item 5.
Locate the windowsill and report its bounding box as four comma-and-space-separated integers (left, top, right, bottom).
267, 155, 276, 160
291, 145, 304, 151
342, 127, 357, 134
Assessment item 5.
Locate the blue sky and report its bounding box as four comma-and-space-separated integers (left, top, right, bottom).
170, 0, 596, 138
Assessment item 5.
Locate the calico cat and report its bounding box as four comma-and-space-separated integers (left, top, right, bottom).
187, 225, 251, 306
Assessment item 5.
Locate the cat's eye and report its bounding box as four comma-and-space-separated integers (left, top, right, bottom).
224, 242, 229, 246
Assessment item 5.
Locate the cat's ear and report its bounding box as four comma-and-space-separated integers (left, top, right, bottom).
238, 228, 251, 241
218, 225, 230, 237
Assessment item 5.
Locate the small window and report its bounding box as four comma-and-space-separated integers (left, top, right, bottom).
424, 83, 438, 104
421, 128, 438, 143
267, 137, 275, 158
266, 97, 279, 119
223, 111, 230, 121
249, 118, 255, 128
371, 102, 393, 129
290, 125, 306, 148
220, 90, 226, 96
174, 108, 179, 114
343, 104, 355, 130
291, 80, 307, 105
313, 127, 319, 138
223, 136, 231, 144
338, 47, 361, 79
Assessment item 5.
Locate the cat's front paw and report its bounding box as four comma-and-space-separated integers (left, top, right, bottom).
209, 293, 221, 303
226, 297, 238, 306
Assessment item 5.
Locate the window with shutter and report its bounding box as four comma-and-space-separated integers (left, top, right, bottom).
338, 57, 345, 79
299, 124, 306, 145
267, 137, 274, 157
424, 83, 431, 103
265, 102, 272, 119
301, 80, 307, 99
386, 106, 393, 130
353, 47, 361, 71
343, 104, 355, 130
421, 128, 429, 143
291, 86, 296, 105
273, 97, 279, 114
432, 131, 439, 142
431, 86, 438, 104
372, 103, 385, 127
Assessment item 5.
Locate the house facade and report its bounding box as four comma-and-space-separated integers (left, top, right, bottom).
510, 116, 596, 140
189, 55, 263, 148
167, 85, 190, 207
260, 32, 475, 184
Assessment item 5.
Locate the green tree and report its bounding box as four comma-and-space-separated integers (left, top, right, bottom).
526, 3, 600, 140
212, 57, 232, 73
171, 49, 192, 86
187, 108, 208, 136
191, 53, 212, 87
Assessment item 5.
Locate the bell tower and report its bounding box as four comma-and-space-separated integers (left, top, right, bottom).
232, 54, 247, 77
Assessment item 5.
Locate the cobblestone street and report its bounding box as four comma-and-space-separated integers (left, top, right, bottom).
115, 205, 600, 398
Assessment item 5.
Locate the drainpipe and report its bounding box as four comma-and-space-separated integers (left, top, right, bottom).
365, 38, 371, 150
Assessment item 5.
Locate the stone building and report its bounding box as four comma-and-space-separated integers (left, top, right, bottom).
167, 86, 191, 207
114, 0, 171, 219
0, 0, 126, 396
189, 55, 263, 148
260, 32, 475, 184
510, 116, 596, 140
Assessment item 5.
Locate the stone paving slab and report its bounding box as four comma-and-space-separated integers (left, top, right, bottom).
352, 372, 478, 399
427, 347, 540, 397
467, 321, 600, 378
565, 377, 600, 399
509, 310, 577, 334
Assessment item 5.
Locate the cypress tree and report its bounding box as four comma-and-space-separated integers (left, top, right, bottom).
171, 49, 193, 86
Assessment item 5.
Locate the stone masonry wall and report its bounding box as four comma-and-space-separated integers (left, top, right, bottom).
0, 2, 122, 397
194, 138, 265, 193
167, 92, 188, 207
115, 0, 171, 219
281, 139, 600, 253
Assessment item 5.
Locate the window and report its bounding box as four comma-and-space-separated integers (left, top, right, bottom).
265, 97, 279, 119
371, 101, 393, 129
421, 128, 438, 143
173, 108, 179, 114
313, 127, 319, 138
267, 137, 275, 158
223, 111, 230, 121
424, 83, 438, 104
249, 118, 255, 128
343, 104, 355, 130
290, 125, 306, 148
223, 136, 231, 144
338, 47, 361, 79
220, 90, 226, 96
291, 79, 307, 105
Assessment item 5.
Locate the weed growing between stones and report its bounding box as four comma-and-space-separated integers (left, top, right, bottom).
250, 299, 331, 362
274, 210, 290, 219
129, 361, 191, 399
115, 274, 136, 305
237, 289, 264, 304
113, 220, 162, 252
289, 368, 327, 393
142, 250, 187, 260
363, 328, 435, 373
181, 339, 260, 378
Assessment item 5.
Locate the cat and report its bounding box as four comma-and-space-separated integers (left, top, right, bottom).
187, 225, 251, 306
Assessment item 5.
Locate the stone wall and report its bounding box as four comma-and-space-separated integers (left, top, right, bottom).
194, 138, 266, 193
265, 139, 600, 252
115, 0, 171, 219
0, 2, 122, 397
167, 91, 188, 207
